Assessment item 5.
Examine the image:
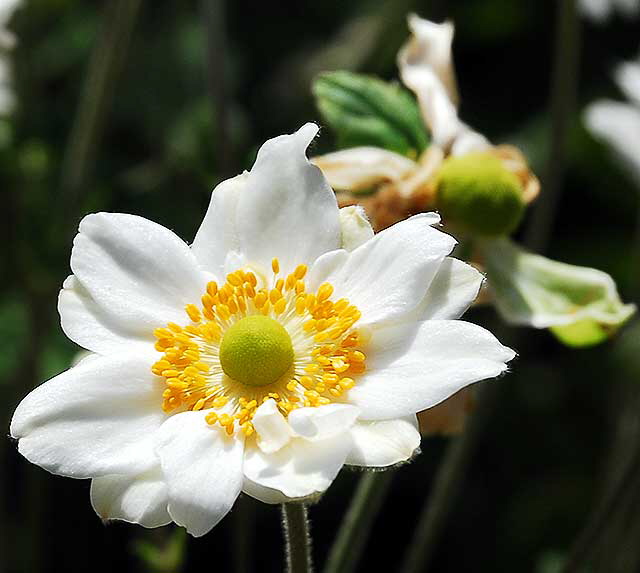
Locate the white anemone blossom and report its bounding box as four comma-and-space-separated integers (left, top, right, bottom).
10, 124, 514, 537
585, 54, 640, 185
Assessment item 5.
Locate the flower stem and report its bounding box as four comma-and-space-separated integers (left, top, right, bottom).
281, 503, 313, 573
400, 384, 501, 573
323, 470, 395, 573
524, 0, 580, 253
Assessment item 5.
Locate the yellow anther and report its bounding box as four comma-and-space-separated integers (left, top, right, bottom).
193, 361, 209, 372
304, 363, 320, 373
295, 280, 305, 294
246, 272, 257, 287
350, 351, 365, 362
286, 380, 298, 391
270, 288, 282, 304
260, 301, 270, 315
207, 281, 218, 297
167, 322, 183, 333
317, 283, 334, 301
227, 297, 238, 314
153, 327, 173, 340
295, 297, 306, 315
339, 377, 355, 390
244, 283, 256, 298
227, 272, 242, 286
201, 293, 214, 309
213, 396, 229, 408
218, 289, 229, 304
254, 291, 267, 308
276, 278, 284, 292
294, 264, 307, 280
185, 304, 202, 323
242, 422, 255, 436
285, 274, 296, 290
238, 296, 247, 313
161, 369, 180, 378
272, 258, 280, 274
274, 298, 287, 315
217, 304, 231, 320
305, 294, 316, 310
193, 398, 206, 411
205, 412, 219, 425
203, 308, 215, 321
303, 319, 316, 332
168, 378, 189, 390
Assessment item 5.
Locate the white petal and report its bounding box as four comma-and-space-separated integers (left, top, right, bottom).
288, 404, 360, 441
615, 60, 640, 107
155, 411, 244, 537
412, 257, 484, 320
349, 319, 515, 420
10, 353, 166, 478
243, 433, 353, 499
339, 206, 374, 251
585, 100, 640, 184
242, 477, 293, 504
59, 276, 152, 355
311, 147, 417, 191
90, 467, 171, 528
235, 123, 341, 274
191, 173, 247, 278
309, 214, 455, 327
252, 399, 292, 454
70, 213, 209, 336
346, 416, 421, 468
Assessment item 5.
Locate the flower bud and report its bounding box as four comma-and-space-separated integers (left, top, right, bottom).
435, 152, 525, 237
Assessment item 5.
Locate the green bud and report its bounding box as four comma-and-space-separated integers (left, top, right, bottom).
435, 152, 525, 237
219, 316, 294, 386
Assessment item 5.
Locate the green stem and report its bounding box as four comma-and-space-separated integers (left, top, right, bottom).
400, 384, 501, 573
281, 503, 313, 573
524, 0, 580, 254
323, 470, 395, 573
59, 0, 143, 218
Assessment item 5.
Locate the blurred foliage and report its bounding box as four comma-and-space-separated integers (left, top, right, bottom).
1, 0, 639, 572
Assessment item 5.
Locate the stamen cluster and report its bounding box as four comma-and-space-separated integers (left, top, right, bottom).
151, 258, 367, 437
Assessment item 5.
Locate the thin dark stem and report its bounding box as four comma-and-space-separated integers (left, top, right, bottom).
563, 446, 640, 573
524, 0, 580, 254
59, 0, 143, 218
400, 384, 501, 573
323, 470, 395, 573
201, 0, 234, 176
233, 496, 253, 573
281, 503, 313, 573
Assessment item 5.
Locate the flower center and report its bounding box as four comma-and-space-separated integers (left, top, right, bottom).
151, 258, 367, 437
219, 315, 294, 386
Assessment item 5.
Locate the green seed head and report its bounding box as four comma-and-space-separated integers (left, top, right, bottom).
219, 315, 294, 387
435, 152, 525, 237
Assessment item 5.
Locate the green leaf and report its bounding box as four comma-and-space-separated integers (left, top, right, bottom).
482, 238, 636, 347
312, 71, 430, 157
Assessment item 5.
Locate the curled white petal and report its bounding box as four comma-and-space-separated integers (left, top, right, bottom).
288, 404, 360, 442
346, 416, 421, 468
338, 205, 374, 251
252, 399, 292, 454
309, 214, 455, 328
155, 411, 244, 537
70, 213, 209, 336
243, 433, 353, 499
349, 319, 515, 420
11, 353, 166, 478
235, 123, 341, 275
91, 467, 171, 528
312, 147, 417, 191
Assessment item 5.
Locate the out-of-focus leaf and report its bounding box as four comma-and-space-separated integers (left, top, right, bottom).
0, 295, 28, 381
482, 237, 636, 347
312, 70, 429, 157
133, 527, 187, 573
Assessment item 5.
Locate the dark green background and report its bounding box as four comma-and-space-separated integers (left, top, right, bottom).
2, 1, 639, 571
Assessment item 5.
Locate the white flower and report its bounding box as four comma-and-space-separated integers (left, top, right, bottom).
585, 55, 640, 185
10, 123, 514, 537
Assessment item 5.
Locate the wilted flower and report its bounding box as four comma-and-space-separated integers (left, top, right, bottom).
312, 14, 633, 350
10, 124, 514, 536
